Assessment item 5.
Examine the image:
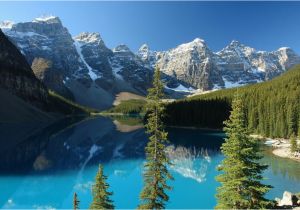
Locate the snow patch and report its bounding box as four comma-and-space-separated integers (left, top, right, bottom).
108, 58, 124, 80
223, 77, 241, 88
165, 84, 196, 93
74, 41, 101, 80
0, 20, 14, 31
74, 32, 101, 44
33, 15, 57, 22
5, 31, 47, 39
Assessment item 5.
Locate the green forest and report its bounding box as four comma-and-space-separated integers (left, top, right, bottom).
107, 99, 146, 114
164, 64, 300, 138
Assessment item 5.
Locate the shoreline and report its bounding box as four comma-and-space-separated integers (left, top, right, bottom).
166, 125, 223, 132
251, 135, 300, 162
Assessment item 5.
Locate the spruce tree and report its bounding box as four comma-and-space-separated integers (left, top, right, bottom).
138, 67, 173, 209
90, 164, 114, 210
73, 192, 80, 210
298, 117, 300, 139
216, 94, 272, 209
290, 133, 298, 154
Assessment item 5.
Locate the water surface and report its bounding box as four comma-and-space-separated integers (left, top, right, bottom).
0, 116, 299, 209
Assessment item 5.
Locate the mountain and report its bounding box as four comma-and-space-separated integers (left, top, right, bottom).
0, 28, 52, 122
144, 39, 300, 91
1, 16, 153, 110
2, 16, 300, 109
155, 38, 224, 90
164, 64, 300, 139
0, 28, 91, 123
0, 28, 48, 108
214, 40, 300, 87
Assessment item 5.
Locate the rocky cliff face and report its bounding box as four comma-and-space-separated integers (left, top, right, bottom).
0, 28, 48, 107
3, 16, 90, 99
156, 38, 224, 90
2, 16, 300, 105
2, 17, 153, 109
214, 41, 300, 87
111, 44, 153, 94
141, 39, 300, 91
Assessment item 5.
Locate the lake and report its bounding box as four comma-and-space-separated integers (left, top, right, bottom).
0, 116, 299, 209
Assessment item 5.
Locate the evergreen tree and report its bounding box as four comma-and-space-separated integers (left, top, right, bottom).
164, 64, 300, 139
73, 192, 80, 210
138, 67, 173, 209
290, 133, 298, 154
298, 117, 300, 139
215, 94, 272, 209
90, 164, 114, 210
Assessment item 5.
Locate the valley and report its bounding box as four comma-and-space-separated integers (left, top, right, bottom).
0, 2, 300, 209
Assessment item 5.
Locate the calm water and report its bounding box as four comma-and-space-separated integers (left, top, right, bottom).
0, 116, 299, 209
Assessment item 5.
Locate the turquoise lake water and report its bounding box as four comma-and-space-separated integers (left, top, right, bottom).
0, 116, 299, 209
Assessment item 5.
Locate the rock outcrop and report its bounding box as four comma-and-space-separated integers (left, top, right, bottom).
0, 28, 48, 108
276, 191, 300, 208
2, 16, 300, 108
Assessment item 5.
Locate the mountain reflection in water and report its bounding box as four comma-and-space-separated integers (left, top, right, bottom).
0, 116, 300, 209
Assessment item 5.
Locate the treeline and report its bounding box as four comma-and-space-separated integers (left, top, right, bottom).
107, 99, 146, 114
48, 90, 97, 115
163, 98, 231, 129
164, 64, 300, 138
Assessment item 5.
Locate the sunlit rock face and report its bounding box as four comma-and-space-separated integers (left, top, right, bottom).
215, 41, 300, 87
165, 145, 211, 183
155, 38, 224, 90
1, 17, 152, 109
2, 16, 300, 102
139, 39, 300, 91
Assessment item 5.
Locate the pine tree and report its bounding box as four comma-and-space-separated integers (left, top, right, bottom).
73, 192, 80, 210
90, 164, 114, 210
298, 117, 300, 139
215, 94, 272, 209
290, 133, 298, 154
138, 67, 173, 209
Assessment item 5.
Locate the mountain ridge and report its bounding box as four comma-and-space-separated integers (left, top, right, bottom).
1, 16, 300, 109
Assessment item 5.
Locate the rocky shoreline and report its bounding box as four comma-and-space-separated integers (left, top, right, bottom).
251, 135, 300, 162
275, 191, 300, 209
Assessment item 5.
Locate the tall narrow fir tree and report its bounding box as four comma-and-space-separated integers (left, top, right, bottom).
138, 67, 173, 209
90, 164, 114, 210
290, 133, 298, 153
73, 192, 80, 210
216, 94, 272, 209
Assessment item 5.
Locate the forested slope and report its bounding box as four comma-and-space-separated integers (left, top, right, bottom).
164, 65, 300, 138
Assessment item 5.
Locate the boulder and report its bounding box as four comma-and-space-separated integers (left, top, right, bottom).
278, 191, 293, 206
277, 191, 299, 206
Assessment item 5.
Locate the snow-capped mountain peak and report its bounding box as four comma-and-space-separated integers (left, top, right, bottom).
277, 47, 292, 52
2, 15, 300, 105
0, 20, 14, 29
193, 37, 205, 44
32, 15, 60, 24
229, 40, 242, 46
113, 44, 131, 53
176, 37, 206, 50
74, 32, 103, 44
139, 43, 149, 51
137, 43, 150, 59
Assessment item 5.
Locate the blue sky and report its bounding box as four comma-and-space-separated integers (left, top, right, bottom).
0, 1, 300, 54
